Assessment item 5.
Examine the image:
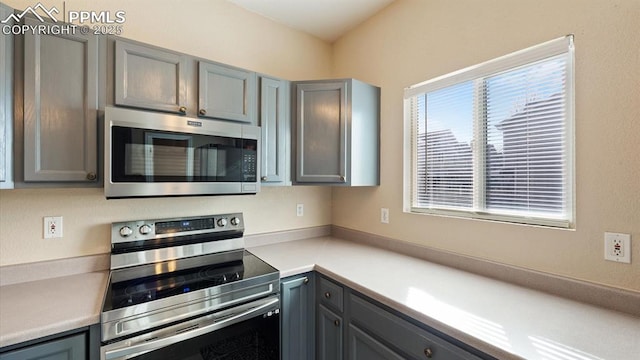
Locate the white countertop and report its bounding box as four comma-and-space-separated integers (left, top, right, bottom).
250, 237, 640, 360
1, 236, 638, 359
0, 271, 108, 348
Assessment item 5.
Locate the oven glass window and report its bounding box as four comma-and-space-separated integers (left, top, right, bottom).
111, 126, 257, 182
128, 313, 279, 360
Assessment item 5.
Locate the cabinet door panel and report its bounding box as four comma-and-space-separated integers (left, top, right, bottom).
296, 81, 347, 183
260, 76, 289, 184
350, 294, 482, 360
198, 62, 256, 124
349, 324, 405, 360
281, 274, 314, 360
317, 304, 343, 360
0, 5, 13, 188
115, 40, 187, 114
0, 333, 85, 360
318, 276, 344, 312
23, 20, 98, 182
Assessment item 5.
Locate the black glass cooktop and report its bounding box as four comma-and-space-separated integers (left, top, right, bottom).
103, 251, 277, 312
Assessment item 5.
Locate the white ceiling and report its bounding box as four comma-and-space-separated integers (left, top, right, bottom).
226, 0, 395, 42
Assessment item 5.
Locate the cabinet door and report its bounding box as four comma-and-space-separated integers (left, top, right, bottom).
23, 19, 98, 182
295, 81, 348, 183
0, 4, 13, 188
0, 333, 85, 360
115, 40, 188, 114
281, 274, 314, 360
348, 324, 405, 360
349, 294, 482, 360
259, 76, 290, 185
317, 304, 343, 360
198, 62, 256, 124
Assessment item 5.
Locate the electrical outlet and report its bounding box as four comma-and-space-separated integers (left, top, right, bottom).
296, 204, 304, 217
44, 216, 63, 239
604, 232, 631, 263
381, 208, 389, 224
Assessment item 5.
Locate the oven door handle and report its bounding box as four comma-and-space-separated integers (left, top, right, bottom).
102, 296, 279, 360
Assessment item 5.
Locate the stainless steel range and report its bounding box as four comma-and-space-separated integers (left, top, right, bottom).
100, 213, 280, 360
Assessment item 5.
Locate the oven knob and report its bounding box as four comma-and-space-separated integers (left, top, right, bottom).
119, 226, 133, 237
230, 217, 240, 226
217, 218, 227, 227
139, 224, 153, 235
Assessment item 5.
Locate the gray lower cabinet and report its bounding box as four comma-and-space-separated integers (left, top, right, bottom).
259, 75, 290, 186
18, 18, 100, 183
309, 274, 487, 360
114, 39, 188, 114
281, 273, 315, 360
317, 276, 345, 360
0, 4, 14, 189
348, 324, 404, 360
0, 333, 85, 360
317, 304, 344, 360
293, 79, 380, 186
348, 293, 483, 360
199, 62, 257, 124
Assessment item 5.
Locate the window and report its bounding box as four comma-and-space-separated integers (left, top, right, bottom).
404, 36, 574, 228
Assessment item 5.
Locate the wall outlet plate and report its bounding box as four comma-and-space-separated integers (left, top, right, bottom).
381, 208, 389, 224
44, 216, 63, 239
296, 203, 304, 217
604, 232, 631, 263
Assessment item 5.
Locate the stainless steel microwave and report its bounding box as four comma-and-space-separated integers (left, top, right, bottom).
105, 106, 260, 198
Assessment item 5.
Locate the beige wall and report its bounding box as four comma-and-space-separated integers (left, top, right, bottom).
2, 0, 639, 293
332, 0, 640, 292
0, 0, 333, 266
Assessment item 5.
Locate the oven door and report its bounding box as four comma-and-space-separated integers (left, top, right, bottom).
101, 295, 279, 360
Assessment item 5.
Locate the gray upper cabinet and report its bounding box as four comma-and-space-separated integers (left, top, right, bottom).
293, 79, 380, 186
259, 75, 290, 185
20, 18, 100, 183
281, 273, 315, 360
198, 61, 257, 124
115, 40, 188, 114
0, 4, 14, 189
113, 39, 257, 125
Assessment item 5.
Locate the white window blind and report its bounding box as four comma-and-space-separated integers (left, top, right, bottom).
404, 36, 574, 228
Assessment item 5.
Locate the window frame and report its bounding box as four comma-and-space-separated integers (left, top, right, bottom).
403, 36, 575, 228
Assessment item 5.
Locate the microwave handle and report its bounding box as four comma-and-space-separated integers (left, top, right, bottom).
102, 296, 279, 360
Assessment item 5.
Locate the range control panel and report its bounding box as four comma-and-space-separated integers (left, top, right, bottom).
111, 213, 243, 243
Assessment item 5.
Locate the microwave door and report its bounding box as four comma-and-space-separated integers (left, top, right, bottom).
199, 145, 224, 179
145, 132, 194, 179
